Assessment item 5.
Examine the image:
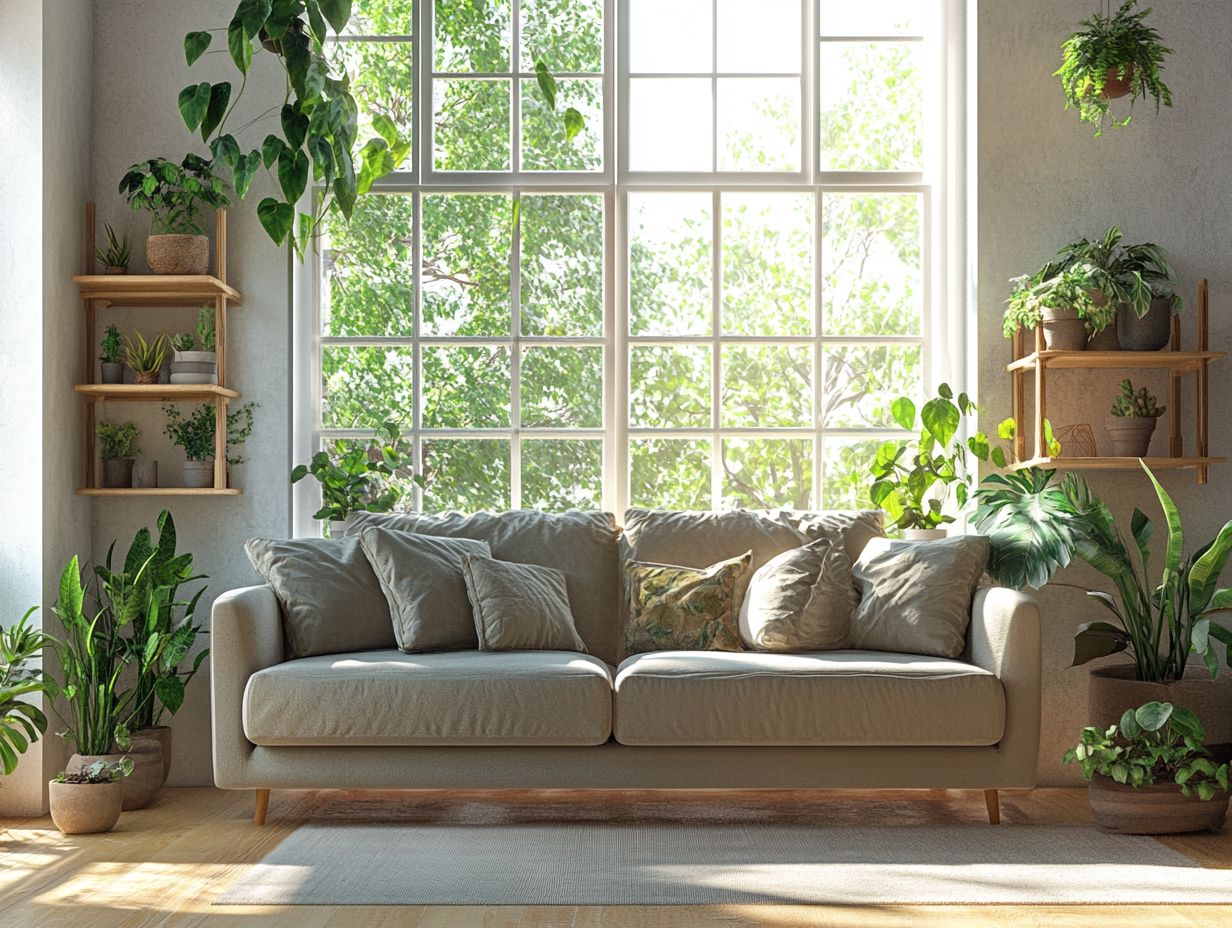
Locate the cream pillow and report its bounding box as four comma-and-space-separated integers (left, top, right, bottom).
739, 538, 857, 652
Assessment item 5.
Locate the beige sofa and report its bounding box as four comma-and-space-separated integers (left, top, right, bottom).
212, 509, 1041, 825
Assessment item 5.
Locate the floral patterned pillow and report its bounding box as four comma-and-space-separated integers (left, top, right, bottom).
623, 551, 752, 656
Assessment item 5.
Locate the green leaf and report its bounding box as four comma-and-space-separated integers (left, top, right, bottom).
154, 676, 186, 717
280, 104, 310, 151
1189, 520, 1232, 614
177, 82, 211, 132
305, 0, 329, 45
921, 397, 960, 448
210, 134, 241, 170
318, 0, 353, 33
232, 150, 261, 199
262, 134, 286, 169
937, 383, 953, 400
184, 31, 212, 66
1142, 463, 1184, 577
1072, 620, 1131, 666
227, 16, 252, 74
534, 58, 557, 110
371, 113, 399, 147
563, 107, 584, 141
236, 0, 272, 38
296, 211, 314, 257
278, 150, 309, 203
201, 83, 232, 142
256, 197, 294, 246
890, 397, 916, 431
1135, 700, 1173, 733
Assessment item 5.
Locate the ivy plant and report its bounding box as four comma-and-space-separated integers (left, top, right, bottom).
180, 0, 409, 254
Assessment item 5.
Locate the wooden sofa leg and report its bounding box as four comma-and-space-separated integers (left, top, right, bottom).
254, 789, 270, 826
984, 789, 1000, 825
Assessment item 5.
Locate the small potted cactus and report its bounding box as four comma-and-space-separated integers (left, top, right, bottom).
169, 306, 218, 384
1106, 378, 1164, 457
99, 323, 124, 383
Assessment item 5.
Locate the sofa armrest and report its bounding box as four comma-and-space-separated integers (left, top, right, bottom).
966, 586, 1042, 785
211, 584, 284, 788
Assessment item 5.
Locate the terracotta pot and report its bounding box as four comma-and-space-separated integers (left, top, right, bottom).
100, 361, 124, 383
134, 370, 160, 385
1089, 664, 1232, 761
49, 780, 123, 835
133, 726, 173, 785
146, 233, 209, 275
1117, 296, 1173, 351
1088, 775, 1228, 834
1104, 415, 1157, 457
1040, 307, 1088, 351
1102, 63, 1135, 100
101, 458, 135, 489
181, 459, 215, 488
70, 748, 161, 810
903, 528, 947, 541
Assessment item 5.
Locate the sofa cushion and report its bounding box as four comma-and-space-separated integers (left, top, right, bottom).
462, 554, 588, 652
349, 510, 622, 664
738, 538, 857, 652
243, 650, 614, 747
623, 552, 751, 655
612, 650, 1005, 746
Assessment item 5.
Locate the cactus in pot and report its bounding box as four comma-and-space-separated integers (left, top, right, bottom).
1106, 378, 1164, 457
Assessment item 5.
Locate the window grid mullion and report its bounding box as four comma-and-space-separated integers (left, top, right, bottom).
412, 190, 424, 512
510, 190, 523, 509
710, 189, 722, 508
813, 188, 824, 508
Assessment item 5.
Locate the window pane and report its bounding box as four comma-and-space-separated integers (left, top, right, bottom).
522, 440, 602, 510
717, 78, 800, 172
721, 438, 813, 509
519, 0, 602, 71
630, 345, 711, 429
344, 0, 415, 35
717, 0, 800, 72
422, 439, 511, 510
820, 42, 922, 171
334, 41, 413, 169
434, 0, 510, 71
822, 344, 922, 428
521, 347, 603, 428
631, 438, 711, 509
822, 192, 921, 336
422, 194, 511, 336
520, 195, 603, 336
820, 1, 921, 36
433, 79, 511, 171
722, 193, 813, 336
821, 437, 879, 509
321, 347, 414, 429
628, 0, 711, 72
322, 195, 414, 337
520, 77, 602, 171
628, 79, 712, 172
422, 346, 511, 428
628, 193, 712, 336
721, 345, 812, 428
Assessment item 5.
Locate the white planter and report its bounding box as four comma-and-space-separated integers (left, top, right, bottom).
328, 519, 348, 539
181, 459, 215, 488
903, 528, 948, 541
171, 350, 217, 385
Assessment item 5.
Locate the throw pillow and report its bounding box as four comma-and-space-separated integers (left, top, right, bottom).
623, 551, 752, 655
461, 554, 589, 652
738, 538, 857, 652
358, 527, 492, 653
245, 536, 394, 659
849, 535, 991, 658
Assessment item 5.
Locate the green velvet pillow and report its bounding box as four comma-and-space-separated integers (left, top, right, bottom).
623, 551, 752, 656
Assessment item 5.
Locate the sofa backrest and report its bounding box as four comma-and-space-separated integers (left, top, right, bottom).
349, 510, 624, 665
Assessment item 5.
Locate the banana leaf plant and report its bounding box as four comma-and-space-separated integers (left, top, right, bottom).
95, 510, 209, 730
973, 461, 1232, 683
0, 608, 56, 775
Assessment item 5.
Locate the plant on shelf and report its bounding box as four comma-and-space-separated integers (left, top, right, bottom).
171, 333, 195, 352
0, 608, 55, 776
1055, 0, 1173, 137
94, 222, 130, 274
96, 420, 141, 489
1065, 701, 1229, 834
169, 306, 219, 384
117, 154, 229, 274
196, 305, 216, 351
291, 421, 420, 531
99, 323, 124, 384
1106, 378, 1165, 457
162, 402, 257, 486
178, 2, 409, 254
1111, 379, 1165, 417
1003, 262, 1117, 350
122, 331, 169, 384
1056, 226, 1182, 320
223, 402, 256, 466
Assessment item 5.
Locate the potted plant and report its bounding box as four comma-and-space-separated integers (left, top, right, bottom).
973, 461, 1232, 755
1004, 262, 1117, 351
123, 331, 169, 385
50, 556, 160, 811
117, 154, 229, 274
1055, 0, 1174, 137
1106, 378, 1164, 457
98, 323, 124, 384
95, 511, 209, 784
49, 758, 133, 835
1065, 701, 1229, 834
96, 420, 140, 489
170, 306, 219, 385
291, 421, 420, 536
94, 223, 130, 275
162, 403, 217, 487
0, 607, 55, 776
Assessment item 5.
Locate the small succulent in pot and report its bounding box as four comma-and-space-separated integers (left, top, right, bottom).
169, 306, 218, 384
1106, 378, 1164, 457
94, 223, 130, 274
118, 154, 228, 274
122, 331, 169, 384
96, 420, 140, 489
98, 323, 124, 383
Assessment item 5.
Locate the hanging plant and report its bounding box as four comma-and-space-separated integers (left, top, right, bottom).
179, 0, 409, 255
1055, 0, 1173, 136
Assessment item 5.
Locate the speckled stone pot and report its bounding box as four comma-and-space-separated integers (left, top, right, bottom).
49, 780, 123, 834
147, 234, 208, 275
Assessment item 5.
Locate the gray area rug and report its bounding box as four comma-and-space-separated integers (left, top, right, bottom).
216, 822, 1232, 905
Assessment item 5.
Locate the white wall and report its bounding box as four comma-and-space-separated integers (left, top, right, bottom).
977, 1, 1232, 783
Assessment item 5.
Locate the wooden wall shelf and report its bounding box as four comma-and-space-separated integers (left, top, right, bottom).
1007, 278, 1220, 485
77, 487, 243, 497
76, 384, 240, 402
73, 274, 242, 306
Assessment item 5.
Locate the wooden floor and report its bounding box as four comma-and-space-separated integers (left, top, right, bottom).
3, 787, 1232, 926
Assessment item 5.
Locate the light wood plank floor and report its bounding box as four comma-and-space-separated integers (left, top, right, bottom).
3, 787, 1232, 926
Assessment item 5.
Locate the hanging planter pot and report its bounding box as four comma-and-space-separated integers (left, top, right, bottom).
1101, 63, 1135, 99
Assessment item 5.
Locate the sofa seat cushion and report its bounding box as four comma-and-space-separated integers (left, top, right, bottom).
244, 650, 614, 747
612, 650, 1005, 747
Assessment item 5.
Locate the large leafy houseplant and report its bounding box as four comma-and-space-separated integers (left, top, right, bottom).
1055, 0, 1173, 136
973, 461, 1232, 682
0, 608, 55, 775
1003, 262, 1116, 340
118, 155, 230, 235
291, 421, 419, 523
1053, 226, 1181, 320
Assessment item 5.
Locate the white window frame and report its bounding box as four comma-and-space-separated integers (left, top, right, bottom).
293, 0, 967, 535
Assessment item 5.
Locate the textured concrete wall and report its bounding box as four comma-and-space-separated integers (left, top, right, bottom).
977, 1, 1232, 784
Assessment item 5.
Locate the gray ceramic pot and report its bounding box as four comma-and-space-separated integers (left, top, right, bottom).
100, 361, 124, 383
1040, 307, 1087, 351
1117, 297, 1173, 351
101, 458, 135, 489
182, 459, 215, 488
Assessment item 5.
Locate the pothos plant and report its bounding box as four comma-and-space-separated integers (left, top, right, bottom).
291, 421, 420, 523
180, 0, 409, 254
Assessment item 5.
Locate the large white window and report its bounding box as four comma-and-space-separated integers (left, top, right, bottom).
294, 0, 962, 530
